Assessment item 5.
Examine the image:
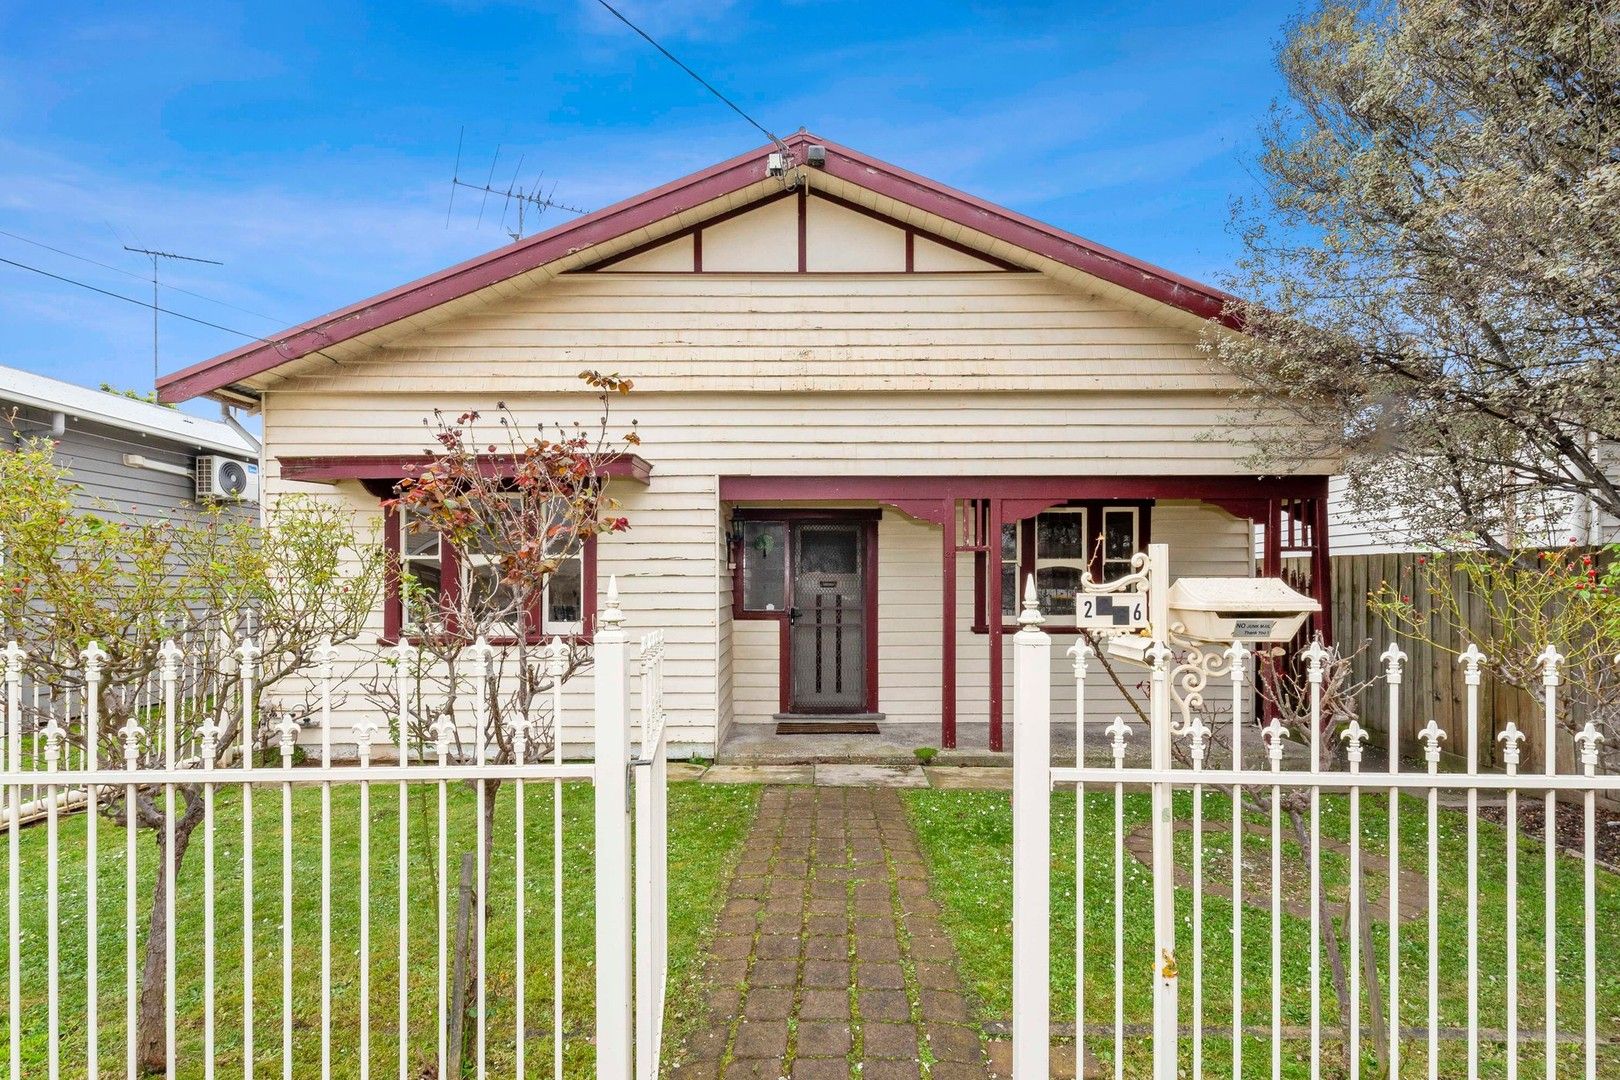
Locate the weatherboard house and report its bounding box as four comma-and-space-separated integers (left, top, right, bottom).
157, 134, 1332, 758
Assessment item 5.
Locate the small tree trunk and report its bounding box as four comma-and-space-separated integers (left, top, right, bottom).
136, 805, 202, 1073
1358, 884, 1389, 1069
449, 852, 477, 1076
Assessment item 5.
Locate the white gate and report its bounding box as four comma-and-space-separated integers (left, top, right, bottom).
0, 576, 669, 1079
1010, 544, 1618, 1078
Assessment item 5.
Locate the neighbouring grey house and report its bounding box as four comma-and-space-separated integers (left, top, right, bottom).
1, 363, 259, 523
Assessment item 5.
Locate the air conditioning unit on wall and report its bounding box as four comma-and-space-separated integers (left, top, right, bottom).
195, 455, 259, 502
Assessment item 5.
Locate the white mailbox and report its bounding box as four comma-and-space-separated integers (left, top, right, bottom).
1166, 577, 1320, 643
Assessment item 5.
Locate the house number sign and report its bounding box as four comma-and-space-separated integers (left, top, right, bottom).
1074, 593, 1147, 630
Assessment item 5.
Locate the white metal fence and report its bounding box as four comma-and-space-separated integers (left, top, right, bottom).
0, 579, 668, 1080
1010, 544, 1618, 1079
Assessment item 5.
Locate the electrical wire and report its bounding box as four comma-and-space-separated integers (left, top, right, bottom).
0, 227, 287, 324
592, 0, 788, 154
0, 254, 264, 342
1, 253, 359, 394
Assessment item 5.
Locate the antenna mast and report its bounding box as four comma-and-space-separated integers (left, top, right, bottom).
446, 135, 587, 242
123, 246, 223, 389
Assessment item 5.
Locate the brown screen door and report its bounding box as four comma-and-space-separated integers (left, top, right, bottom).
788, 521, 867, 712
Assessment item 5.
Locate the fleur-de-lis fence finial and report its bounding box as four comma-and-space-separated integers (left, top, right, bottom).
198, 713, 223, 764
1340, 720, 1369, 769
159, 637, 184, 681
1418, 719, 1447, 764
1184, 718, 1212, 766
468, 635, 495, 677
1067, 639, 1094, 678
546, 636, 568, 679
1302, 637, 1329, 685
1380, 642, 1407, 684
1497, 723, 1526, 771
276, 710, 300, 762
119, 715, 145, 767
1225, 639, 1249, 681
1538, 645, 1564, 688
1145, 640, 1173, 674
1104, 715, 1132, 767
351, 716, 380, 765
3, 640, 25, 685
80, 640, 107, 682
1458, 643, 1487, 686
1574, 722, 1605, 774
1262, 716, 1288, 765
315, 635, 338, 678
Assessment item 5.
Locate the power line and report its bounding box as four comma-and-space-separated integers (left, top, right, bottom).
592, 0, 789, 157
0, 227, 286, 323
0, 253, 263, 342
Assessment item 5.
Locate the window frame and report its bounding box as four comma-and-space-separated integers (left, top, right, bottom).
973, 501, 1151, 633
381, 501, 598, 645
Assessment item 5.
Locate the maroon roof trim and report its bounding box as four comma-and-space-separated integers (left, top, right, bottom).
278, 453, 653, 486
158, 132, 1239, 403
718, 474, 1326, 503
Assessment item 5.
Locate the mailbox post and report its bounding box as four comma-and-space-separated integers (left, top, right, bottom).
1095, 553, 1320, 1080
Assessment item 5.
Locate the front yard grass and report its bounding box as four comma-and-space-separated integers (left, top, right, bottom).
904, 787, 1619, 1079
2, 778, 759, 1078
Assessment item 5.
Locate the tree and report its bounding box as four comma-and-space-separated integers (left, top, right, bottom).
0, 435, 383, 1072
362, 373, 637, 1054
1207, 0, 1620, 555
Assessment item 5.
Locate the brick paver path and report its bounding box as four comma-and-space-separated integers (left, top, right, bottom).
673, 786, 991, 1079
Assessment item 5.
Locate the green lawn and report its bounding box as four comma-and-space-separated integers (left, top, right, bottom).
904, 787, 1620, 1079
2, 778, 758, 1078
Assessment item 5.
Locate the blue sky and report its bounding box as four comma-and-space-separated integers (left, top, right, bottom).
0, 0, 1298, 417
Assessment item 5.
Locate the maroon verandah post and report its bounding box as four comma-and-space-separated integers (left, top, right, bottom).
941, 496, 957, 749
987, 497, 1005, 752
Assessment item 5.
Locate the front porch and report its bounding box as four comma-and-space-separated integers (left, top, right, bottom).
718, 474, 1331, 756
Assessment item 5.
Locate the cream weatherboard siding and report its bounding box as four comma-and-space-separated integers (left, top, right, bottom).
256, 264, 1291, 755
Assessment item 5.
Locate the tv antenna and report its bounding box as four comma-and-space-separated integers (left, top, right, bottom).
447, 132, 587, 242
123, 246, 224, 389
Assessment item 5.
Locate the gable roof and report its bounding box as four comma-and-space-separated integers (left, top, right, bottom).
157, 132, 1239, 404
2, 362, 255, 455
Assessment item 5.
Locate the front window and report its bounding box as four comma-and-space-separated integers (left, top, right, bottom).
740, 520, 789, 612
388, 496, 595, 641
399, 508, 443, 631
982, 503, 1146, 628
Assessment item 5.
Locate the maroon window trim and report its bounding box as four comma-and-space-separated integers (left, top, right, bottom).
380, 501, 598, 647
971, 500, 1153, 634
728, 508, 880, 715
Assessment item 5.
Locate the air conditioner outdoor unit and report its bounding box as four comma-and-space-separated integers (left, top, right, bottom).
195, 455, 258, 502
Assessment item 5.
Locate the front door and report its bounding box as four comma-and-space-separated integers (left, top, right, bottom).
788, 521, 868, 713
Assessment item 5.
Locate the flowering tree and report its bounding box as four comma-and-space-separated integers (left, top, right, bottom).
0, 432, 383, 1071
368, 371, 636, 763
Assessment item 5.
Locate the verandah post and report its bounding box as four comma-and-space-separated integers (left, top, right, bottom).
594, 577, 634, 1078
1010, 575, 1051, 1076
940, 496, 957, 750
